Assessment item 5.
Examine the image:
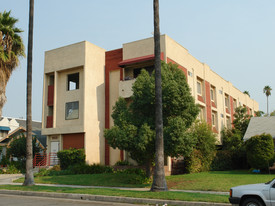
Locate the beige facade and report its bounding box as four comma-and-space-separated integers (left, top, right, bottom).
42, 41, 105, 164
42, 35, 259, 168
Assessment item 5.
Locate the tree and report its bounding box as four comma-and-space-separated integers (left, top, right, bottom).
24, 0, 35, 186
232, 106, 251, 137
243, 91, 250, 97
151, 0, 167, 192
270, 110, 275, 116
246, 133, 274, 171
105, 62, 199, 178
263, 85, 272, 115
7, 134, 42, 170
254, 110, 265, 117
0, 10, 25, 117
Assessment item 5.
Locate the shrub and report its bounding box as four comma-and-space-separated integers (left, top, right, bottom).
115, 160, 132, 166
0, 155, 10, 167
246, 133, 274, 171
211, 150, 233, 171
183, 149, 203, 173
0, 164, 21, 174
184, 121, 217, 173
57, 148, 85, 170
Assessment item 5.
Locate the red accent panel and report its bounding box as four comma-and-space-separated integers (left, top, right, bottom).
197, 95, 204, 103
226, 108, 230, 114
120, 150, 124, 161
167, 57, 188, 79
47, 85, 54, 106
63, 133, 84, 150
119, 53, 164, 67
105, 49, 123, 165
230, 96, 234, 123
205, 81, 212, 125
211, 101, 217, 108
213, 127, 218, 134
46, 116, 53, 128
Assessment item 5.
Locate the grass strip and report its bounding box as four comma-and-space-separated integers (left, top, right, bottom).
14, 173, 150, 188
0, 185, 229, 203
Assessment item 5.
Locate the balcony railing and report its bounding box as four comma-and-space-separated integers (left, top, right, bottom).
119, 79, 136, 98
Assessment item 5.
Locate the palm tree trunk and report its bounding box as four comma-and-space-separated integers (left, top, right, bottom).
150, 0, 167, 192
23, 0, 35, 186
267, 96, 269, 116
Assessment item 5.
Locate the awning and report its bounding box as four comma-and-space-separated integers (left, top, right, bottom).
119, 53, 164, 67
0, 126, 10, 131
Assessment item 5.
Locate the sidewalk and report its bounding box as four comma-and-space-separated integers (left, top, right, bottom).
0, 174, 230, 206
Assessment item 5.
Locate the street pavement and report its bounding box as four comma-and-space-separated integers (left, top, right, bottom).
0, 174, 231, 206
0, 194, 146, 206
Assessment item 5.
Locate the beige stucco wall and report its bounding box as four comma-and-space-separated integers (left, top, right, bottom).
108, 70, 121, 165
122, 36, 166, 60
83, 41, 105, 165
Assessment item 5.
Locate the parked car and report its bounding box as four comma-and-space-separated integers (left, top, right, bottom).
229, 178, 275, 206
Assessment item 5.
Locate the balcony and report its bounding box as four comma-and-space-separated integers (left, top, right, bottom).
119, 79, 136, 98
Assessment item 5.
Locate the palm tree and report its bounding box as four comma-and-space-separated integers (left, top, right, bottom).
263, 86, 272, 116
23, 0, 35, 186
0, 10, 25, 117
243, 91, 250, 97
150, 0, 167, 192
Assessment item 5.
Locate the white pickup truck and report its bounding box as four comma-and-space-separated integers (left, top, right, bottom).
229, 178, 275, 206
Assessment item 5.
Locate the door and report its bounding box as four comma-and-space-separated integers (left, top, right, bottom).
50, 141, 59, 165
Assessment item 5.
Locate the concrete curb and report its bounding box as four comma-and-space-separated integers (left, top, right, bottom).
0, 189, 231, 206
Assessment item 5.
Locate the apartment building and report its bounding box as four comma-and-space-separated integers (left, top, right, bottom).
42, 35, 259, 168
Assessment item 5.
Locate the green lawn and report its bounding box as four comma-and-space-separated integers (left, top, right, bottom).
14, 173, 150, 188
0, 185, 229, 203
14, 170, 274, 192
166, 170, 274, 192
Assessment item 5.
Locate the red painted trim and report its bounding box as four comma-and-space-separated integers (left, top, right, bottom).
120, 150, 124, 161
211, 101, 217, 108
118, 52, 164, 67
47, 85, 54, 106
46, 116, 53, 128
167, 57, 188, 79
197, 95, 204, 103
205, 81, 212, 125
105, 48, 123, 165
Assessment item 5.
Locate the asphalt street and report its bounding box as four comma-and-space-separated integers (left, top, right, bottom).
0, 194, 147, 206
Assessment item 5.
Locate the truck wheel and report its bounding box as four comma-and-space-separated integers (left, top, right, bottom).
242, 198, 263, 206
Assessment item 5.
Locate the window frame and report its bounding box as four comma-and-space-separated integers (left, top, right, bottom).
197, 81, 202, 95
67, 73, 79, 91
65, 101, 79, 120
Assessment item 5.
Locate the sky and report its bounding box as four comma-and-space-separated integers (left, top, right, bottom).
2, 0, 275, 121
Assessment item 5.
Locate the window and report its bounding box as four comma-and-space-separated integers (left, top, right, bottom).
197, 81, 202, 95
233, 99, 237, 110
212, 113, 216, 126
225, 95, 229, 108
188, 71, 193, 77
210, 86, 216, 102
65, 101, 79, 120
199, 107, 205, 120
67, 73, 79, 91
226, 117, 231, 128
